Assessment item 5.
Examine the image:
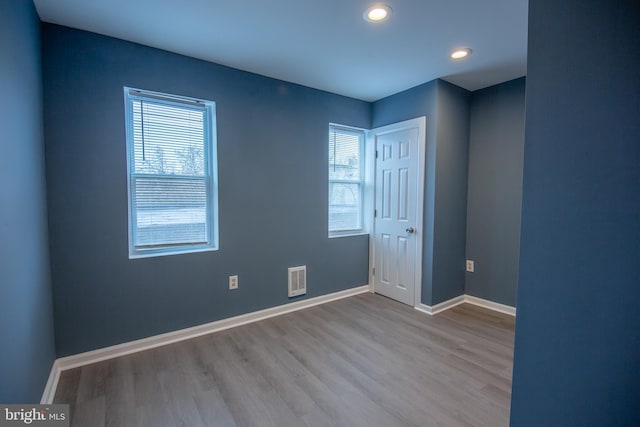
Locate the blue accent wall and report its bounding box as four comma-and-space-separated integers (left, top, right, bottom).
510, 0, 640, 424
0, 0, 56, 403
372, 79, 470, 305
41, 24, 371, 356
432, 81, 471, 304
465, 77, 525, 306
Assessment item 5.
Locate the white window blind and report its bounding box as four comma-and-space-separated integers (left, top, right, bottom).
125, 88, 218, 257
328, 125, 365, 234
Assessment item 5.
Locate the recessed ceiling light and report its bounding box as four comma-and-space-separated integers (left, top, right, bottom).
451, 48, 473, 59
364, 4, 392, 22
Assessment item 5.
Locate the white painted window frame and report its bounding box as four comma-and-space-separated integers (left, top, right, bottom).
124, 87, 219, 258
328, 123, 374, 238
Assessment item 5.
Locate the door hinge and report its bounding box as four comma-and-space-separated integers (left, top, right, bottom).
374, 209, 377, 217
372, 268, 375, 276
375, 150, 379, 159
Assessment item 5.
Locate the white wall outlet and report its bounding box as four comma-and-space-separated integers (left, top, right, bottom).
466, 260, 475, 273
229, 275, 238, 290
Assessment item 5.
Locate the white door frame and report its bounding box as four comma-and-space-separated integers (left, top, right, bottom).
368, 117, 426, 308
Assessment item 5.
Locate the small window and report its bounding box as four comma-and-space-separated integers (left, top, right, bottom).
328, 124, 365, 237
124, 88, 218, 258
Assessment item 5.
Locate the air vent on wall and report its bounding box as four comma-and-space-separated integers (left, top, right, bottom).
288, 266, 306, 297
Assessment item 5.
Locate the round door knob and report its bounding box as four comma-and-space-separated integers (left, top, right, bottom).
406, 227, 415, 234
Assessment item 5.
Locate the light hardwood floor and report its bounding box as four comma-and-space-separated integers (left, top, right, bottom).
54, 293, 515, 426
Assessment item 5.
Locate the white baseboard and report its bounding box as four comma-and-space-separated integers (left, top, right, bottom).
40, 360, 61, 404
415, 295, 465, 315
415, 294, 516, 317
41, 284, 370, 403
464, 295, 516, 316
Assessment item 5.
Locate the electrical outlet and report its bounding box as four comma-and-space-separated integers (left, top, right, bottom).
229, 275, 238, 290
466, 260, 474, 273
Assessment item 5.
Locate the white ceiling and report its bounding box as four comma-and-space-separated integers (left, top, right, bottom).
33, 0, 528, 102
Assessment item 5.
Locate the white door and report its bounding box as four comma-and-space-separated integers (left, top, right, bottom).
371, 118, 425, 306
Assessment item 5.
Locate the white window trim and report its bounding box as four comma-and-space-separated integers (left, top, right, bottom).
124, 87, 219, 258
328, 123, 373, 238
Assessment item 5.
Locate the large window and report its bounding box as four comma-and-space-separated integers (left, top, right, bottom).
328, 124, 365, 236
124, 88, 218, 258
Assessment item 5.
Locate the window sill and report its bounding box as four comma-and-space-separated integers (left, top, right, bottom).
329, 230, 368, 239
129, 245, 218, 259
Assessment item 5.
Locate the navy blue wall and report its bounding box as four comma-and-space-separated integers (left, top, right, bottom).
42, 25, 371, 356
372, 80, 470, 305
0, 0, 56, 403
431, 81, 471, 304
466, 78, 525, 306
511, 0, 640, 424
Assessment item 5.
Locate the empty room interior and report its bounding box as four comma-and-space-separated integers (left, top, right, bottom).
1, 0, 638, 426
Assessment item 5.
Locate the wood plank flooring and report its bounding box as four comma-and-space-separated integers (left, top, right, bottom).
54, 293, 515, 427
